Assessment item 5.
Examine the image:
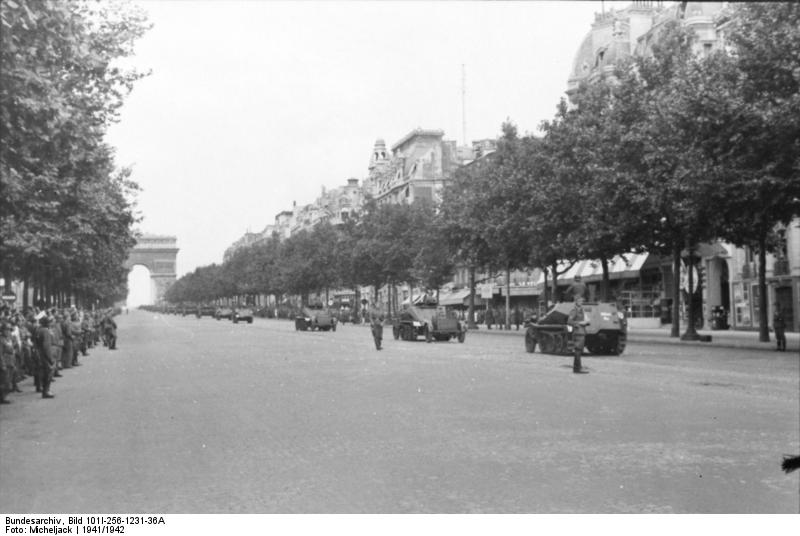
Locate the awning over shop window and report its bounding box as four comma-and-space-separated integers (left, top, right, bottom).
439, 289, 485, 306
532, 254, 652, 286
439, 289, 471, 305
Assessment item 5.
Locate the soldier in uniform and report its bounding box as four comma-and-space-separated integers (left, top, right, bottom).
369, 307, 384, 351
566, 275, 588, 303
0, 323, 15, 404
51, 312, 64, 375
102, 312, 117, 349
568, 297, 589, 374
35, 316, 56, 398
69, 311, 83, 366
773, 305, 787, 352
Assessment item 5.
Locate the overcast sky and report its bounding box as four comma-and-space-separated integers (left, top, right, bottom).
106, 0, 631, 279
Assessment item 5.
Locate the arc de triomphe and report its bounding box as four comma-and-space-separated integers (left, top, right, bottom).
124, 235, 178, 304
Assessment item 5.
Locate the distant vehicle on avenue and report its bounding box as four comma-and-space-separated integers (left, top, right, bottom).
232, 306, 254, 324
524, 301, 627, 355
215, 306, 233, 320
393, 304, 466, 343
197, 304, 217, 318
295, 305, 337, 331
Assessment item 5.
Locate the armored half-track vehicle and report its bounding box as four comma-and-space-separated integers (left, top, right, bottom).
295, 306, 337, 331
393, 305, 466, 343
524, 301, 626, 355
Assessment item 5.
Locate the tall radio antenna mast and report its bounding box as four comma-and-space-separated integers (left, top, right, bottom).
461, 63, 467, 146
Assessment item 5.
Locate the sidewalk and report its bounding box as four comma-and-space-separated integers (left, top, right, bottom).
469, 323, 799, 352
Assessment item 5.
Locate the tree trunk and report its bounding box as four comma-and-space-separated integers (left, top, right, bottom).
681, 241, 700, 341
600, 256, 610, 302
542, 266, 549, 313
671, 245, 681, 338
504, 266, 511, 330
757, 234, 770, 342
22, 276, 29, 310
550, 262, 559, 303
467, 265, 477, 329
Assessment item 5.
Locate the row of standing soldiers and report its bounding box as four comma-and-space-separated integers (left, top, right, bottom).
0, 306, 118, 404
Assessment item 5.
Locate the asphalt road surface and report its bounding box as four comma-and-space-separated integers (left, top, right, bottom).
1, 310, 798, 513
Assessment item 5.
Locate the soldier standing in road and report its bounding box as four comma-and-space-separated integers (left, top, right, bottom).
103, 312, 118, 349
35, 316, 56, 398
568, 297, 589, 374
369, 308, 384, 351
773, 305, 787, 352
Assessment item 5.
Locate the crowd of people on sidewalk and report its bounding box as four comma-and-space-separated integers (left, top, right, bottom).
0, 305, 119, 405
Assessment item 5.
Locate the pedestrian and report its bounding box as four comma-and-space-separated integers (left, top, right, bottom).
484, 307, 494, 330
59, 312, 73, 369
102, 312, 117, 349
568, 297, 589, 374
35, 316, 56, 399
50, 313, 64, 377
773, 305, 787, 352
514, 307, 522, 331
69, 311, 82, 365
369, 308, 384, 351
566, 275, 588, 303
10, 316, 24, 392
0, 323, 15, 404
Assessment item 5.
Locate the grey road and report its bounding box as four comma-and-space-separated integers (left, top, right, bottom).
1, 311, 798, 513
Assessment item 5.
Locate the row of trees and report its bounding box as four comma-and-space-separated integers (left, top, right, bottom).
1, 0, 150, 308
166, 4, 799, 340
164, 199, 451, 311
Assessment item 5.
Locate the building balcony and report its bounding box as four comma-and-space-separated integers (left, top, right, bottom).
773, 259, 790, 277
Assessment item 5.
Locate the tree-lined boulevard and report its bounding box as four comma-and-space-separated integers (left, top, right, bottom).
1, 311, 797, 513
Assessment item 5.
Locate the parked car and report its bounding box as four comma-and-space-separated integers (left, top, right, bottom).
232, 306, 254, 324
215, 306, 233, 320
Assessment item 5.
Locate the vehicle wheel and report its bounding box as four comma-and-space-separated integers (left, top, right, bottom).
540, 333, 553, 354
393, 326, 400, 340
612, 335, 626, 355
425, 326, 432, 343
457, 330, 466, 343
248, 319, 253, 324
524, 332, 536, 353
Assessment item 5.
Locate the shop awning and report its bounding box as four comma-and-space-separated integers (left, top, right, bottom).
532, 254, 652, 285
439, 289, 471, 306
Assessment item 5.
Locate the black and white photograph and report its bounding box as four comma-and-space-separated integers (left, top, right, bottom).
1, 0, 799, 528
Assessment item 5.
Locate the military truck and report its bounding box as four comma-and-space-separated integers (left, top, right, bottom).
295, 306, 337, 332
524, 301, 626, 355
393, 305, 466, 343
